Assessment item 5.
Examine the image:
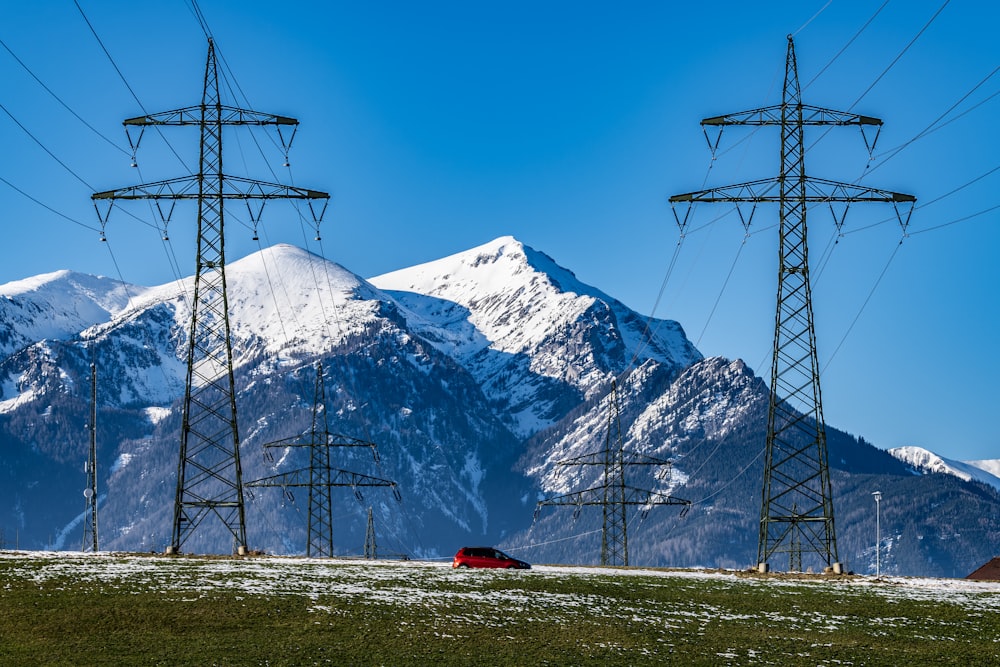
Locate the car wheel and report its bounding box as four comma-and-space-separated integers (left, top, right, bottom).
457, 563, 469, 568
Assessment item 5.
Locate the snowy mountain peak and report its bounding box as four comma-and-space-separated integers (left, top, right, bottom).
371, 236, 701, 435
371, 236, 598, 308
0, 268, 138, 312
0, 269, 142, 357
149, 244, 394, 362
222, 243, 383, 305
889, 446, 1000, 491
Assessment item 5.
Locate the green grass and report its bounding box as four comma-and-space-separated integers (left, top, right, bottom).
0, 553, 997, 665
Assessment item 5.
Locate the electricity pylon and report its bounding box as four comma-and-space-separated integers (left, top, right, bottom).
82, 362, 98, 552
535, 380, 691, 566
364, 506, 378, 560
246, 362, 400, 557
669, 36, 915, 572
92, 39, 329, 554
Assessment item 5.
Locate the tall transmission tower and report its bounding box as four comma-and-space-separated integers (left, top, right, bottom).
669, 36, 914, 572
535, 380, 690, 566
92, 39, 330, 555
82, 362, 98, 552
246, 362, 400, 557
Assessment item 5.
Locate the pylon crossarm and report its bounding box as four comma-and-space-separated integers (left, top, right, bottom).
92, 175, 329, 201
124, 105, 298, 127
669, 177, 914, 205
263, 432, 380, 461
556, 452, 607, 466
669, 178, 781, 203
246, 466, 397, 490
629, 486, 691, 508
537, 485, 687, 509
803, 177, 916, 203
623, 452, 673, 467
557, 450, 669, 467
224, 175, 329, 200
536, 485, 608, 507
702, 104, 881, 127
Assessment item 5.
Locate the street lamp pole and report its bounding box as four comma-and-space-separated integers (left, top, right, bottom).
872, 491, 882, 579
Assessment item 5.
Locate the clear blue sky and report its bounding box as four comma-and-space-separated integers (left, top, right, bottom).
1, 1, 997, 461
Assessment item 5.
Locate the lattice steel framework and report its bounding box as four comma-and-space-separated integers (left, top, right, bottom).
364, 506, 378, 560
535, 380, 690, 566
246, 362, 400, 557
82, 362, 99, 552
92, 39, 329, 554
669, 36, 914, 571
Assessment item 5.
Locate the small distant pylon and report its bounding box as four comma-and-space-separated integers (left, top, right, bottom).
534, 379, 690, 566
364, 507, 377, 560
246, 361, 400, 557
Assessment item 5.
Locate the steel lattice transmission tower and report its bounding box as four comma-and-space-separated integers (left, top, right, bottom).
92, 39, 330, 554
364, 506, 378, 560
535, 380, 691, 566
82, 363, 99, 552
669, 36, 914, 572
246, 362, 400, 557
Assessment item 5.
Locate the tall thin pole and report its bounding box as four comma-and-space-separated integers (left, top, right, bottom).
873, 490, 882, 579
82, 362, 99, 552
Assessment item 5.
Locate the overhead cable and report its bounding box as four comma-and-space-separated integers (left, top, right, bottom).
0, 36, 129, 156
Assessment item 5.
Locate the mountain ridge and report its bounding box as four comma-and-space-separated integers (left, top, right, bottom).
0, 237, 995, 577
889, 445, 1000, 492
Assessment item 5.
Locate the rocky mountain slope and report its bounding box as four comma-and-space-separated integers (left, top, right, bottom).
0, 238, 996, 576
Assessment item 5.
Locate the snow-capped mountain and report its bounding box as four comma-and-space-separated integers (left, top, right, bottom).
0, 270, 142, 358
0, 238, 997, 577
371, 236, 700, 436
889, 446, 1000, 492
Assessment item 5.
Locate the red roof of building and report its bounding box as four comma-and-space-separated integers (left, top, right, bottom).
966, 557, 1000, 580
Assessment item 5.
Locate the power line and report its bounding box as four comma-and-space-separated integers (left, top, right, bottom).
807, 0, 951, 152
866, 66, 1000, 175
74, 0, 192, 174
694, 233, 749, 350
0, 36, 129, 156
909, 203, 1000, 236
820, 242, 903, 374
0, 102, 94, 190
847, 0, 951, 113
791, 0, 833, 38
0, 176, 100, 233
843, 164, 1000, 236
801, 0, 891, 91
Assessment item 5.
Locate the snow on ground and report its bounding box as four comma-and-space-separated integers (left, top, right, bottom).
3, 551, 999, 622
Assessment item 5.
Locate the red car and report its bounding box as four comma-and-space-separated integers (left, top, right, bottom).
452, 547, 531, 569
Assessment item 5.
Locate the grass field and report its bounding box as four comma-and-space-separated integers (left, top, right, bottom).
1, 551, 998, 665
